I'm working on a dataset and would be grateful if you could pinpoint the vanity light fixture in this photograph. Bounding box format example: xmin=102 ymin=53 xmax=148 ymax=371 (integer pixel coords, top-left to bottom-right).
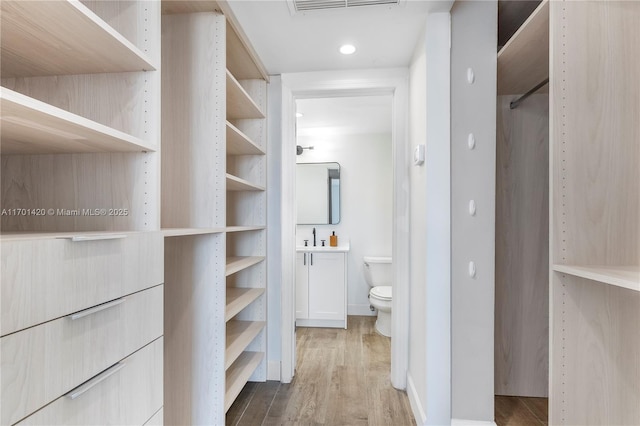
xmin=339 ymin=44 xmax=356 ymax=55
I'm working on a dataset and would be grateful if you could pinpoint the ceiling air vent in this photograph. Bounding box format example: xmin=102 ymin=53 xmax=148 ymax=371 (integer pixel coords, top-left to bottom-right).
xmin=288 ymin=0 xmax=402 ymax=14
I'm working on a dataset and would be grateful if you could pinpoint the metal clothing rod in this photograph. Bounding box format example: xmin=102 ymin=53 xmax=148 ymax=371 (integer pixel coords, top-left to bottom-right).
xmin=510 ymin=78 xmax=549 ymax=109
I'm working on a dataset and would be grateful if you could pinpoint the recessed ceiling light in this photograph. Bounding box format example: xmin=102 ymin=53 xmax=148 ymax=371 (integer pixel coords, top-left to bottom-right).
xmin=296 ymin=112 xmax=304 ymax=118
xmin=339 ymin=44 xmax=356 ymax=55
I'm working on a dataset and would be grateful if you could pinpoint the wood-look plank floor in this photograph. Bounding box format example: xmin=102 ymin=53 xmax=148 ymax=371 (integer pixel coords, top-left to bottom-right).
xmin=226 ymin=316 xmax=416 ymax=426
xmin=226 ymin=316 xmax=548 ymax=426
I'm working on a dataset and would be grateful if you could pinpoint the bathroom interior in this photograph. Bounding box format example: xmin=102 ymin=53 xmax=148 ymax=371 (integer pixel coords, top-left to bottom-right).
xmin=294 ymin=95 xmax=394 ymax=345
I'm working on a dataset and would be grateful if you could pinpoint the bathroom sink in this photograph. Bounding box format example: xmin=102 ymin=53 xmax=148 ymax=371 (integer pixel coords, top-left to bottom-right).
xmin=296 ymin=243 xmax=350 ymax=253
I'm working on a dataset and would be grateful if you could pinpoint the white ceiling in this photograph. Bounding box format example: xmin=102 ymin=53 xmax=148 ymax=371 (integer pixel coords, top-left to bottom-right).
xmin=296 ymin=95 xmax=392 ymax=137
xmin=228 ymin=0 xmax=454 ymax=74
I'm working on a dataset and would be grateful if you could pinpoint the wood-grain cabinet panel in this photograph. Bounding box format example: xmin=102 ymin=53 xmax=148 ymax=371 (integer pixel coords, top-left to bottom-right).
xmin=0 ymin=231 xmax=163 ymax=336
xmin=1 ymin=285 xmax=163 ymax=426
xmin=17 ymin=337 xmax=164 ymax=426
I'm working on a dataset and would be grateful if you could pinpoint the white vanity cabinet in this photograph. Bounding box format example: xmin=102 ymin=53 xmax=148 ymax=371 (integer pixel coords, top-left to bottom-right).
xmin=296 ymin=247 xmax=348 ymax=329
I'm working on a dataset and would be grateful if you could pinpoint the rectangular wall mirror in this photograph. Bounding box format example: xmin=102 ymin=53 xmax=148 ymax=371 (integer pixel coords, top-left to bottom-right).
xmin=296 ymin=162 xmax=340 ymax=224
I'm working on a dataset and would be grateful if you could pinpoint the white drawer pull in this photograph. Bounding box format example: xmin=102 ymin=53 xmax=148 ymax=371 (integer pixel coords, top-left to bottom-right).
xmin=70 ymin=234 xmax=127 ymax=242
xmin=66 ymin=362 xmax=126 ymax=400
xmin=67 ymin=298 xmax=125 ymax=320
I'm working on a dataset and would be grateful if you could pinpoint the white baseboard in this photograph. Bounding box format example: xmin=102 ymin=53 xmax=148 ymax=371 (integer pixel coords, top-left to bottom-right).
xmin=347 ymin=304 xmax=376 ymax=316
xmin=267 ymin=360 xmax=281 ymax=381
xmin=407 ymin=373 xmax=427 ymax=425
xmin=451 ymin=419 xmax=497 ymax=426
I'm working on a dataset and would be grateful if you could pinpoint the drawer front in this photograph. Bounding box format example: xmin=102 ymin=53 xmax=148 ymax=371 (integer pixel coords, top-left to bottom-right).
xmin=1 ymin=231 xmax=163 ymax=335
xmin=1 ymin=285 xmax=163 ymax=426
xmin=18 ymin=337 xmax=163 ymax=426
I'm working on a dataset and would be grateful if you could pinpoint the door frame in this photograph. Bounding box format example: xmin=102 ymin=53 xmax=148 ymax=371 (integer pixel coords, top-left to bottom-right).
xmin=280 ymin=68 xmax=410 ymax=388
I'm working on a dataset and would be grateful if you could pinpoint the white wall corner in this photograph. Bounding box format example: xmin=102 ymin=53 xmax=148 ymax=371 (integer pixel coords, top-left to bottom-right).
xmin=347 ymin=304 xmax=376 ymax=316
xmin=407 ymin=373 xmax=427 ymax=425
xmin=267 ymin=360 xmax=281 ymax=381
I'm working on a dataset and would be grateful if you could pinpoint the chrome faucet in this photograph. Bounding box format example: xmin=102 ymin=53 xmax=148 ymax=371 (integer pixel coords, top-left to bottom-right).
xmin=312 ymin=227 xmax=316 ymax=246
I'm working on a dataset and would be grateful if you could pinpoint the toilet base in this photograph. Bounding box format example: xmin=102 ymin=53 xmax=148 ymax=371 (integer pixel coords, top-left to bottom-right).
xmin=374 ymin=309 xmax=391 ymax=337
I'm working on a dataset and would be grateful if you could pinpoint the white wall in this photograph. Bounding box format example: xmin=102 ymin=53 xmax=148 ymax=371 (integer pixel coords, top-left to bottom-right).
xmin=407 ymin=12 xmax=452 ymax=426
xmin=296 ymin=132 xmax=393 ymax=315
xmin=450 ymin=0 xmax=497 ymax=422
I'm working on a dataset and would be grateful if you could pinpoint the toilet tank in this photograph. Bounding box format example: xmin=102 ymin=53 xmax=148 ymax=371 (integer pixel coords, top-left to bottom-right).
xmin=363 ymin=256 xmax=392 ymax=287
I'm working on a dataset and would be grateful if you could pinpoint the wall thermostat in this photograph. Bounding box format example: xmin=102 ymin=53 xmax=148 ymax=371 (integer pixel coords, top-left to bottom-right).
xmin=414 ymin=144 xmax=425 ymax=165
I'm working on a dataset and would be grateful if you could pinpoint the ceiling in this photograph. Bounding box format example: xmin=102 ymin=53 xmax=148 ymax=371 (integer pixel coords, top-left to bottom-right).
xmin=227 ymin=1 xmax=538 ymax=136
xmin=227 ymin=0 xmax=454 ymax=75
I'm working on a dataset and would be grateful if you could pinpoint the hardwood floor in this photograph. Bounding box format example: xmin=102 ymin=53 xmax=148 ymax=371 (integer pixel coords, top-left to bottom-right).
xmin=226 ymin=316 xmax=416 ymax=426
xmin=227 ymin=315 xmax=548 ymax=426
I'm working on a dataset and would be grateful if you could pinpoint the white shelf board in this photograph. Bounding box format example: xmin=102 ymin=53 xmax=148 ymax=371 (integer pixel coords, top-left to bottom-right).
xmin=497 ymin=0 xmax=549 ymax=95
xmin=226 ymin=226 xmax=266 ymax=233
xmin=162 ymin=228 xmax=225 ymax=238
xmin=225 ymin=351 xmax=264 ymax=412
xmin=1 ymin=0 xmax=156 ymax=77
xmin=225 ymin=320 xmax=265 ymax=370
xmin=225 ymin=256 xmax=265 ymax=276
xmin=226 ymin=121 xmax=265 ymax=155
xmin=226 ymin=70 xmax=265 ymax=120
xmin=226 ymin=288 xmax=265 ymax=322
xmin=0 ymin=88 xmax=155 ymax=154
xmin=226 ymin=174 xmax=265 ymax=192
xmin=553 ymin=264 xmax=640 ymax=292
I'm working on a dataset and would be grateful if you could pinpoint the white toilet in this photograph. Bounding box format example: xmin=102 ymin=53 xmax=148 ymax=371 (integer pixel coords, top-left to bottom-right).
xmin=363 ymin=256 xmax=392 ymax=337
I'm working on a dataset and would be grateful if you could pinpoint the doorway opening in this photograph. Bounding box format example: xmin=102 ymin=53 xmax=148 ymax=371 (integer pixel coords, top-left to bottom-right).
xmin=279 ymin=70 xmax=410 ymax=390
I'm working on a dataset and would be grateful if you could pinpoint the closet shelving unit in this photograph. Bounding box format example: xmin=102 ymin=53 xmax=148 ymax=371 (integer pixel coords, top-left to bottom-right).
xmin=549 ymin=2 xmax=639 ymax=423
xmin=224 ymin=10 xmax=269 ymax=411
xmin=494 ymin=0 xmax=549 ymax=399
xmin=498 ymin=1 xmax=640 ymax=423
xmin=161 ymin=1 xmax=269 ymax=424
xmin=1 ymin=1 xmax=163 ymax=425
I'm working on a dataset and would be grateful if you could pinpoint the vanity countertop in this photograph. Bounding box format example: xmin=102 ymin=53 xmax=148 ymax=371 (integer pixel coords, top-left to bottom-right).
xmin=296 ymin=242 xmax=350 ymax=253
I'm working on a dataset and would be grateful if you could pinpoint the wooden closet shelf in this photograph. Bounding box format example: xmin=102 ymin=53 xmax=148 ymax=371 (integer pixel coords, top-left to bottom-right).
xmin=226 ymin=21 xmax=268 ymax=81
xmin=553 ymin=265 xmax=640 ymax=292
xmin=225 ymin=351 xmax=264 ymax=412
xmin=162 ymin=1 xmax=221 ymax=15
xmin=162 ymin=228 xmax=226 ymax=237
xmin=497 ymin=0 xmax=549 ymax=95
xmin=0 ymin=88 xmax=155 ymax=154
xmin=226 ymin=226 xmax=266 ymax=233
xmin=226 ymin=174 xmax=265 ymax=192
xmin=0 ymin=0 xmax=156 ymax=77
xmin=225 ymin=320 xmax=266 ymax=370
xmin=226 ymin=70 xmax=265 ymax=120
xmin=226 ymin=121 xmax=265 ymax=155
xmin=226 ymin=288 xmax=265 ymax=322
xmin=226 ymin=256 xmax=265 ymax=276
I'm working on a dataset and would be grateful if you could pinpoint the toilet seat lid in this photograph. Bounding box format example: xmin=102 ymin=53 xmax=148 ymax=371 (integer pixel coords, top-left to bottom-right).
xmin=371 ymin=286 xmax=392 ymax=300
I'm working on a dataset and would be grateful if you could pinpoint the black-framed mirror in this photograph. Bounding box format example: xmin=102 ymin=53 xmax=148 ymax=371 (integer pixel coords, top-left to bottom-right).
xmin=296 ymin=162 xmax=340 ymax=224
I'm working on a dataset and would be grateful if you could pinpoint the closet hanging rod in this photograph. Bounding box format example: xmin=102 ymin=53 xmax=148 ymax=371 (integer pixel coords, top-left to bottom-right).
xmin=510 ymin=78 xmax=549 ymax=109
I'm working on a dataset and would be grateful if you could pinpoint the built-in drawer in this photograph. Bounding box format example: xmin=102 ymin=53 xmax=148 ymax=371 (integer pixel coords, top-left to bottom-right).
xmin=17 ymin=337 xmax=163 ymax=426
xmin=1 ymin=231 xmax=163 ymax=336
xmin=1 ymin=285 xmax=163 ymax=426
